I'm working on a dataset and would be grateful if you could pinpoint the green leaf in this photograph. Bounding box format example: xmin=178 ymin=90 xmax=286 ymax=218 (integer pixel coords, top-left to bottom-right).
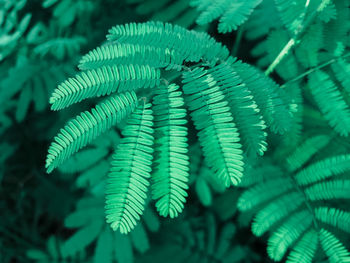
xmin=61 ymin=220 xmax=103 ymax=257
xmin=46 ymin=91 xmax=138 ymax=173
xmin=105 ymin=103 xmax=154 ymax=234
xmin=94 ymin=229 xmax=113 ymax=263
xmin=114 ymin=233 xmax=134 ymax=263
xmin=130 ymin=224 xmax=150 ymax=253
xmin=319 ymin=228 xmax=350 ymax=263
xmin=151 ymin=84 xmax=189 ymax=218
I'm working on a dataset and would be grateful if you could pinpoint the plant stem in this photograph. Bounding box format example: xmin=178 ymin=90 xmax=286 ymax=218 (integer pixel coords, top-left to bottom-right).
xmin=281 ymin=52 xmax=350 ymax=88
xmin=265 ymin=0 xmax=331 ymax=76
xmin=232 ymin=25 xmax=244 ymax=57
xmin=265 ymin=39 xmax=296 ymax=76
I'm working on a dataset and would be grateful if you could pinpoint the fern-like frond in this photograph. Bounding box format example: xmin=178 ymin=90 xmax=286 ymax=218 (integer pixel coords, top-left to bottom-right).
xmin=331 ymin=58 xmax=350 ymax=94
xmin=286 ymin=229 xmax=318 ymax=263
xmin=323 ymin=0 xmax=349 ymax=52
xmin=182 ymin=67 xmax=244 ymax=187
xmin=238 ymin=135 xmax=350 ymax=262
xmin=50 ymin=65 xmax=160 ymax=110
xmin=232 ymin=60 xmax=292 ymax=134
xmin=151 ymin=84 xmax=189 ymax=218
xmin=191 ymin=0 xmax=262 ymax=33
xmin=319 ymin=228 xmax=350 ymax=263
xmin=105 ymin=103 xmax=154 ymax=234
xmin=78 ymin=43 xmax=183 ymax=71
xmin=193 ymin=0 xmax=231 ymax=26
xmin=251 ymin=192 xmax=304 ymax=237
xmin=305 ymin=180 xmax=350 ymax=201
xmin=218 ymin=0 xmax=262 ymax=33
xmin=45 ymin=91 xmax=138 ymax=173
xmin=286 ymin=135 xmax=331 ymax=172
xmin=208 ymin=58 xmax=267 ymax=156
xmin=106 ymin=21 xmax=229 ymax=64
xmin=46 ymin=21 xmax=298 ymax=236
xmin=295 ymin=155 xmax=350 ymax=186
xmin=308 ymin=70 xmax=350 ymax=136
xmin=274 ymin=0 xmax=307 ymax=35
xmin=315 ymin=207 xmax=350 ymax=234
xmin=267 ymin=210 xmax=312 ymax=261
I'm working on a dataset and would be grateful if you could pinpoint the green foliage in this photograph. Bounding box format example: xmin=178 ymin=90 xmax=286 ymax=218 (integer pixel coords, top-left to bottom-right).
xmin=191 ymin=0 xmax=262 ymax=33
xmin=139 ymin=212 xmax=260 ymax=263
xmin=106 ymin=103 xmax=154 ymax=233
xmin=2 ymin=0 xmax=350 ymax=262
xmin=27 ymin=236 xmax=88 ymax=262
xmin=46 ymin=21 xmax=293 ymax=234
xmin=62 ymin=194 xmax=158 ymax=262
xmin=46 ymin=91 xmax=138 ymax=172
xmin=0 ymin=0 xmax=31 ymax=61
xmin=238 ymin=135 xmax=350 ymax=262
xmin=125 ymin=0 xmax=198 ymax=28
xmin=246 ymin=0 xmax=350 ymax=137
xmin=151 ymin=84 xmax=189 ymax=218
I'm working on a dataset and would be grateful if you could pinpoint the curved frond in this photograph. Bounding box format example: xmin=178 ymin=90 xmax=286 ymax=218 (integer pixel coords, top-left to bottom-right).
xmin=191 ymin=0 xmax=262 ymax=33
xmin=238 ymin=134 xmax=350 ymax=262
xmin=315 ymin=207 xmax=350 ymax=234
xmin=232 ymin=60 xmax=292 ymax=134
xmin=319 ymin=228 xmax=350 ymax=263
xmin=208 ymin=59 xmax=267 ymax=156
xmin=78 ymin=43 xmax=183 ymax=71
xmin=107 ymin=21 xmax=229 ymax=64
xmin=46 ymin=91 xmax=138 ymax=173
xmin=286 ymin=135 xmax=331 ymax=172
xmin=182 ymin=67 xmax=244 ymax=187
xmin=193 ymin=0 xmax=231 ymax=26
xmin=151 ymin=84 xmax=189 ymax=218
xmin=267 ymin=210 xmax=312 ymax=261
xmin=105 ymin=103 xmax=154 ymax=234
xmin=305 ymin=180 xmax=350 ymax=201
xmin=252 ymin=192 xmax=304 ymax=236
xmin=295 ymin=154 xmax=350 ymax=186
xmin=286 ymin=229 xmax=318 ymax=263
xmin=50 ymin=65 xmax=160 ymax=110
xmin=218 ymin=0 xmax=262 ymax=33
xmin=331 ymin=58 xmax=350 ymax=94
xmin=274 ymin=0 xmax=307 ymax=34
xmin=308 ymin=70 xmax=350 ymax=136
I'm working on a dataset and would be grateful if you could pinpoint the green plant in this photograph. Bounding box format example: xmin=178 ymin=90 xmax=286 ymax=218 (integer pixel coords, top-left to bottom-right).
xmin=139 ymin=212 xmax=260 ymax=263
xmin=3 ymin=0 xmax=350 ymax=262
xmin=190 ymin=0 xmax=262 ymax=33
xmin=246 ymin=0 xmax=350 ymax=136
xmin=238 ymin=135 xmax=350 ymax=262
xmin=45 ymin=21 xmax=293 ymax=233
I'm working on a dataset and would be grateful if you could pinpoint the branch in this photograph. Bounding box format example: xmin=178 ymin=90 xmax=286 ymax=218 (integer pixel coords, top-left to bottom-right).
xmin=265 ymin=0 xmax=332 ymax=76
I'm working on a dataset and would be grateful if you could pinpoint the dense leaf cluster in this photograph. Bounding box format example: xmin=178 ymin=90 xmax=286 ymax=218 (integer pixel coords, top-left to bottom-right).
xmin=1 ymin=0 xmax=350 ymax=263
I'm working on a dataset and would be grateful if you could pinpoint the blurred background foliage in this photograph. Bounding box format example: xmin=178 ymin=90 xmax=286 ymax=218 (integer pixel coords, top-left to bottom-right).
xmin=1 ymin=0 xmax=350 ymax=262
